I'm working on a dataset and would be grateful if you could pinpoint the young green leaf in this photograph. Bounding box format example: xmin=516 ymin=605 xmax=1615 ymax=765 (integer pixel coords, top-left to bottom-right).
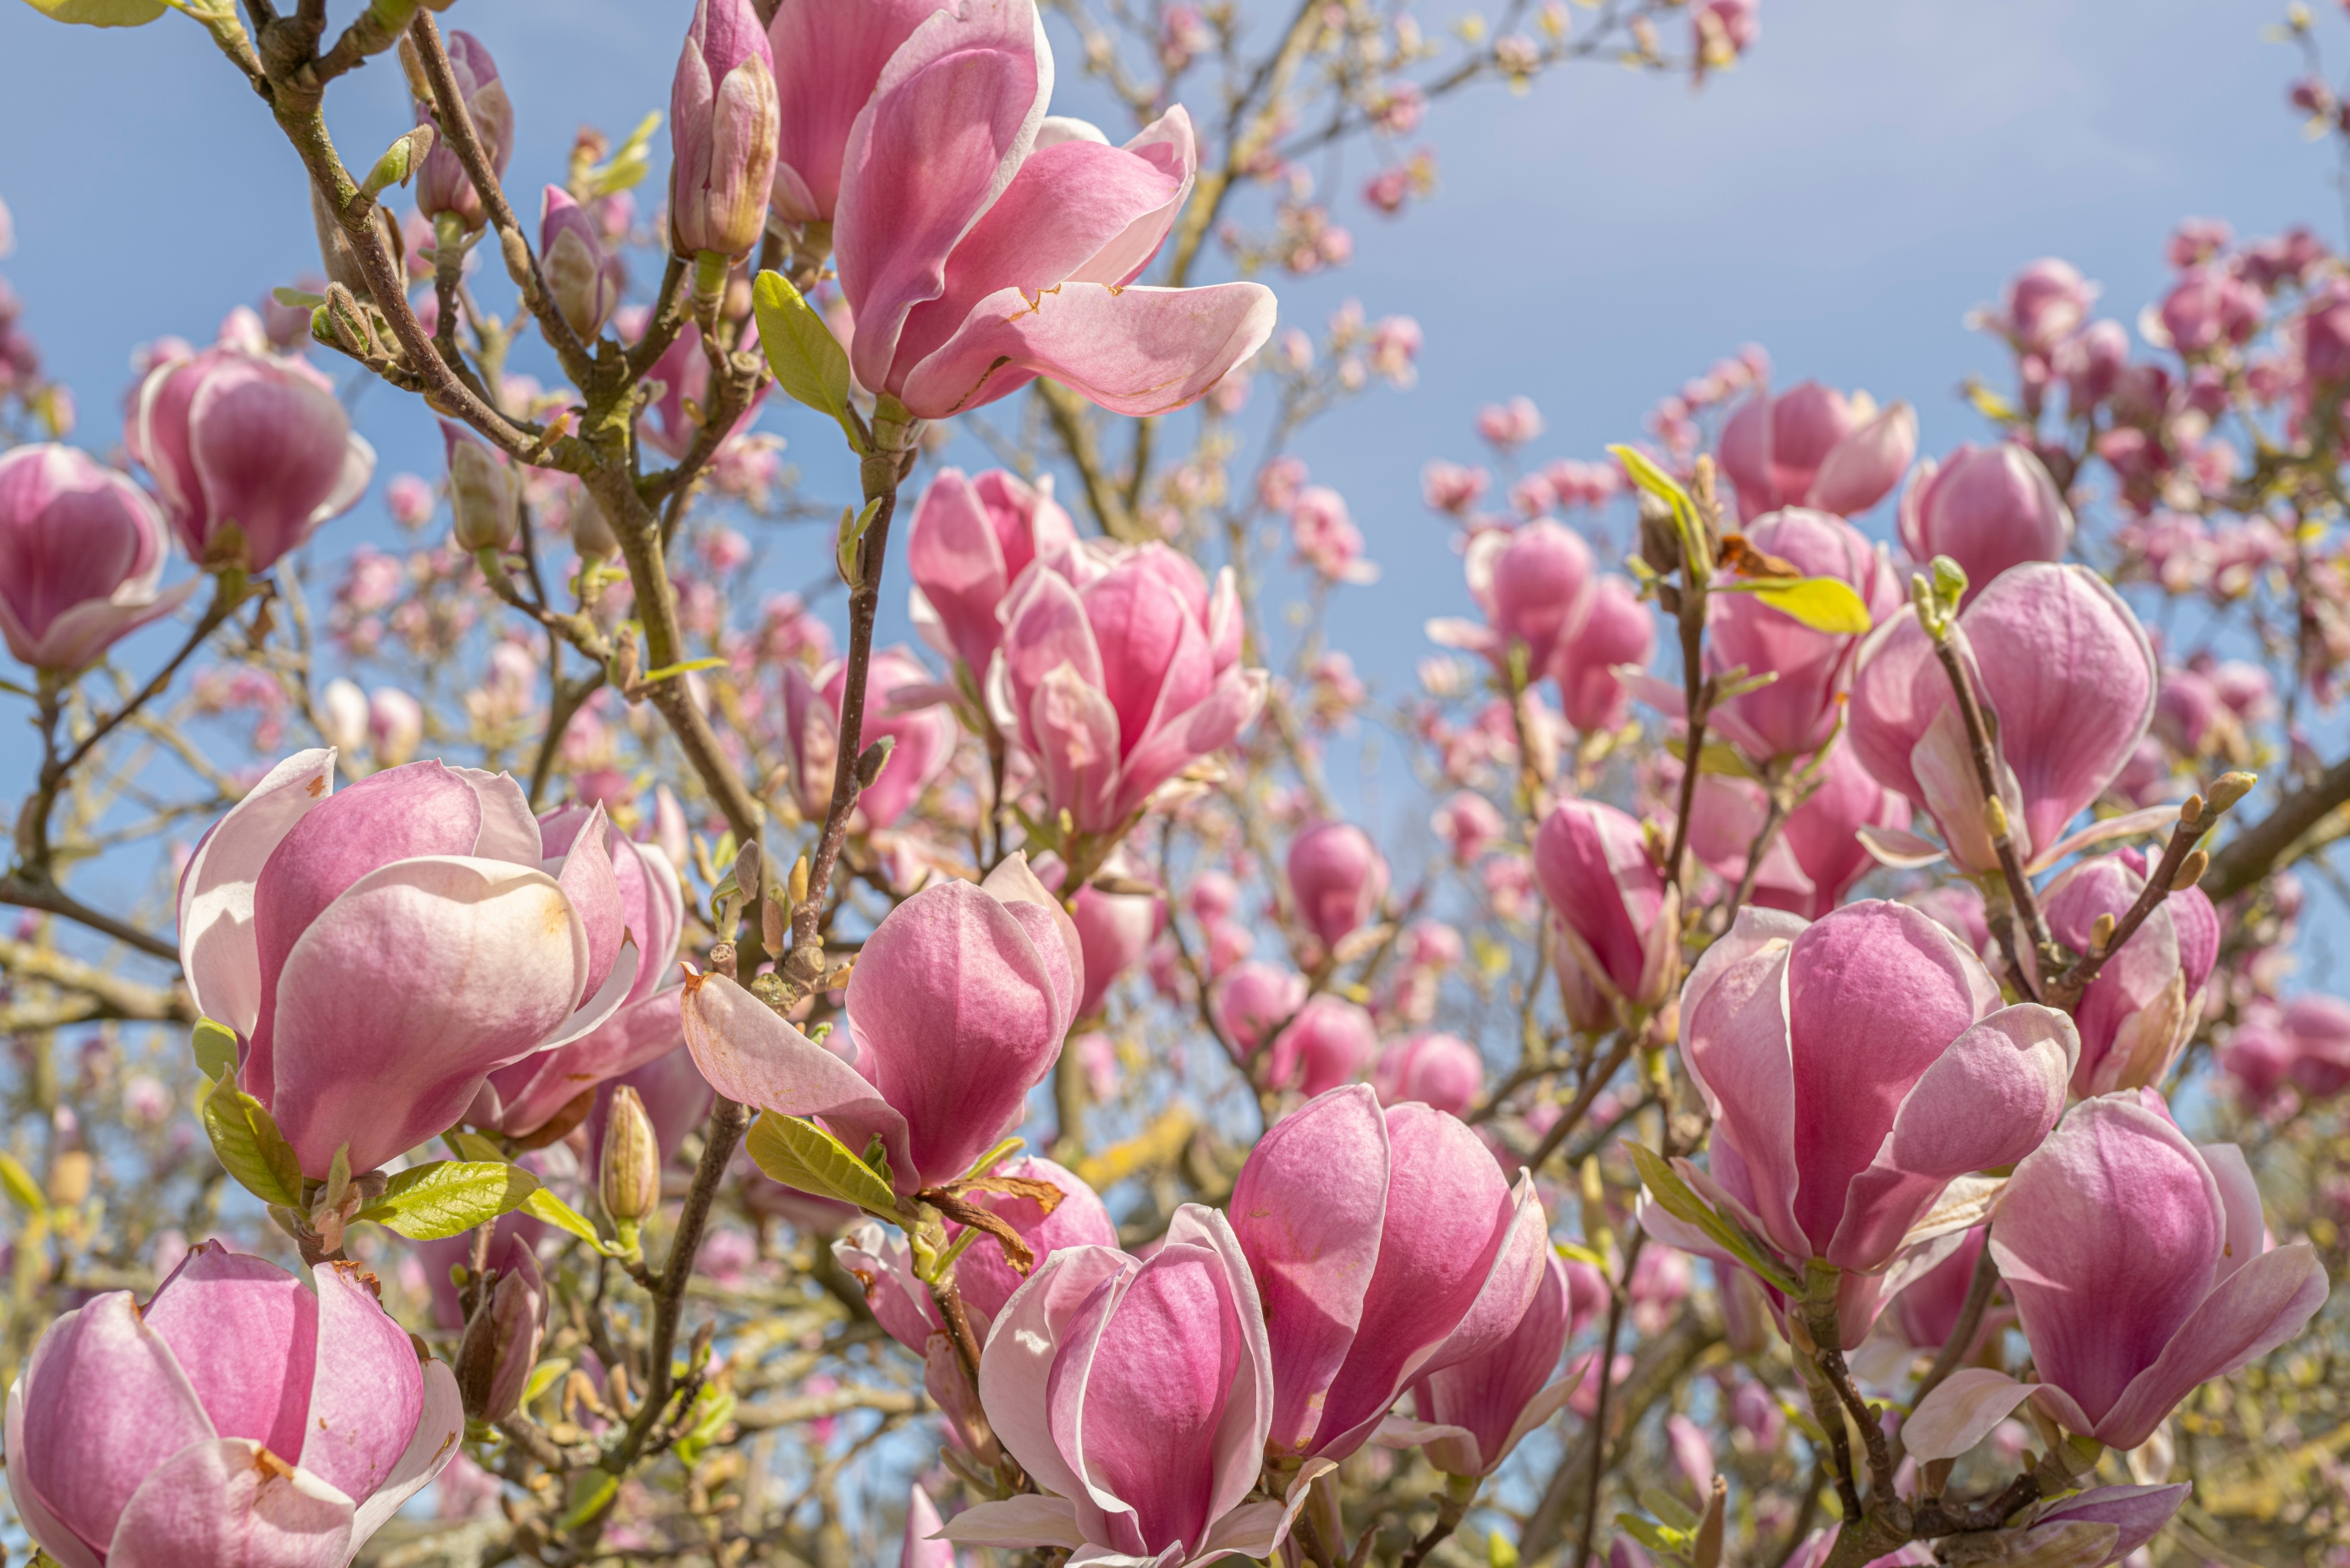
xmin=519 ymin=1185 xmax=618 ymax=1253
xmin=356 ymin=1160 xmax=541 ymax=1241
xmin=0 ymin=1152 xmax=47 ymax=1216
xmin=752 ymin=270 xmax=860 ymax=449
xmin=1732 ymin=573 xmax=1875 ymax=635
xmin=190 ymin=1018 xmax=239 ymax=1083
xmin=1624 ymin=1141 xmax=1801 ymax=1295
xmin=24 ymin=0 xmax=167 ymax=24
xmin=561 ymin=1470 xmax=620 ymax=1531
xmin=202 ymin=1079 xmax=305 ymax=1209
xmin=744 ymin=1110 xmax=898 ymax=1214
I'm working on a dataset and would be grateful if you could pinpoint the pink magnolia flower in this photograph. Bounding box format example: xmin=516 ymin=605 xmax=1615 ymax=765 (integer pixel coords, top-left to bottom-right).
xmin=1290 ymin=485 xmax=1376 ymax=584
xmin=832 ymin=0 xmax=1274 ymax=421
xmin=1651 ymin=902 xmax=2078 ymax=1347
xmin=993 ymin=540 xmax=1267 ymax=838
xmin=2282 ymin=994 xmax=2350 ymax=1098
xmin=904 ymin=1486 xmax=958 ymax=1568
xmin=1688 ymin=736 xmax=1910 ymax=921
xmin=1897 ymin=443 xmax=2073 ymax=603
xmin=951 ymin=1206 xmax=1297 ymax=1565
xmin=670 ymin=0 xmax=780 ymax=260
xmin=176 ymin=751 xmax=635 ymax=1176
xmin=1533 ymin=800 xmax=1678 ymax=1025
xmin=1287 ymin=820 xmax=1387 ymax=951
xmin=782 ymin=647 xmax=959 ymax=828
xmin=1718 ymin=383 xmax=1915 ymax=521
xmin=1389 ymin=1253 xmax=1578 ymax=1477
xmin=681 ymin=857 xmax=1079 ymax=1192
xmin=907 ymin=466 xmax=1076 ymax=681
xmin=1371 ymin=1031 xmax=1483 ymax=1116
xmin=2157 ymin=266 xmax=2264 ymax=356
xmin=765 ymin=0 xmax=942 ymax=225
xmin=1705 ymin=507 xmax=1897 ymax=760
xmin=2042 ymin=851 xmax=2221 ymax=1096
xmin=1431 ymin=791 xmax=1507 ymax=863
xmin=1848 ymin=562 xmax=2156 ymax=874
xmin=5 ymin=1242 xmax=463 ymax=1568
xmin=1984 ymin=258 xmax=2097 ymax=351
xmin=474 ymin=806 xmax=692 ymax=1138
xmin=541 ymin=187 xmax=623 ymax=339
xmin=1230 ymin=1086 xmax=1548 ymax=1462
xmin=1212 ymin=961 xmax=1306 ymax=1061
xmin=129 ymin=345 xmax=375 ymax=572
xmin=1907 ymin=1094 xmax=2328 ymax=1458
xmin=367 ymin=688 xmax=423 ymax=767
xmin=1553 ymin=573 xmax=1653 ymax=732
xmin=1063 ymin=847 xmax=1162 ymax=1017
xmin=413 ymin=31 xmax=512 ymax=233
xmin=0 ymin=443 xmax=197 ymax=672
xmin=1427 ymin=519 xmax=1595 ymax=683
xmin=1267 ymin=995 xmax=1379 ymax=1097
xmin=455 ymin=1236 xmax=546 ymax=1423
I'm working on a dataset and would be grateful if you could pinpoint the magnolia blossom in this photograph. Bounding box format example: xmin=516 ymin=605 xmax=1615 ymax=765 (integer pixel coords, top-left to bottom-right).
xmin=1718 ymin=382 xmax=1916 ymax=521
xmin=1553 ymin=573 xmax=1653 ymax=732
xmin=669 ymin=0 xmax=780 ymax=259
xmin=1689 ymin=737 xmax=1909 ymax=921
xmin=1287 ymin=820 xmax=1387 ymax=951
xmin=908 ymin=466 xmax=1076 ymax=682
xmin=129 ymin=344 xmax=375 ymax=572
xmin=540 ymin=187 xmax=623 ymax=339
xmin=682 ymin=858 xmax=1078 ymax=1192
xmin=765 ymin=0 xmax=942 ymax=225
xmin=1533 ymin=800 xmax=1678 ymax=1028
xmin=1647 ymin=902 xmax=2078 ymax=1347
xmin=1849 ymin=562 xmax=2157 ymax=874
xmin=1372 ymin=1031 xmax=1483 ymax=1116
xmin=0 ymin=443 xmax=196 ymax=672
xmin=1704 ymin=507 xmax=1898 ymax=760
xmin=1212 ymin=961 xmax=1306 ymax=1060
xmin=782 ymin=647 xmax=959 ymax=828
xmin=1231 ymin=1086 xmax=1548 ymax=1462
xmin=832 ymin=0 xmax=1274 ymax=420
xmin=1383 ymin=1254 xmax=1579 ymax=1477
xmin=176 ymin=751 xmax=635 ymax=1175
xmin=5 ymin=1242 xmax=462 ymax=1568
xmin=2042 ymin=850 xmax=2221 ymax=1096
xmin=949 ymin=1207 xmax=1300 ymax=1565
xmin=1267 ymin=995 xmax=1379 ymax=1097
xmin=1897 ymin=443 xmax=2073 ymax=602
xmin=993 ymin=539 xmax=1266 ymax=838
xmin=1290 ymin=485 xmax=1377 ymax=584
xmin=1426 ymin=519 xmax=1595 ymax=683
xmin=413 ymin=31 xmax=512 ymax=233
xmin=474 ymin=806 xmax=691 ymax=1138
xmin=1908 ymin=1094 xmax=2328 ymax=1458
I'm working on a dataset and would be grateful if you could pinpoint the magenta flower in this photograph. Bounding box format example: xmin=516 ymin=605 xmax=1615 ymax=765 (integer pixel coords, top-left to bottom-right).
xmin=1426 ymin=518 xmax=1595 ymax=683
xmin=1983 ymin=258 xmax=2097 ymax=351
xmin=953 ymin=1206 xmax=1296 ymax=1564
xmin=994 ymin=539 xmax=1267 ymax=839
xmin=765 ymin=0 xmax=942 ymax=225
xmin=1848 ymin=562 xmax=2157 ymax=874
xmin=669 ymin=0 xmax=780 ymax=260
xmin=1553 ymin=573 xmax=1654 ymax=732
xmin=1063 ymin=847 xmax=1161 ymax=1017
xmin=907 ymin=465 xmax=1077 ymax=683
xmin=1907 ymin=1094 xmax=2329 ymax=1459
xmin=5 ymin=1241 xmax=463 ymax=1568
xmin=832 ymin=0 xmax=1274 ymax=419
xmin=413 ymin=31 xmax=513 ymax=233
xmin=540 ymin=186 xmax=623 ymax=339
xmin=2042 ymin=850 xmax=2221 ymax=1096
xmin=1267 ymin=995 xmax=1379 ymax=1098
xmin=1689 ymin=737 xmax=1910 ymax=921
xmin=1533 ymin=799 xmax=1678 ymax=1023
xmin=2282 ymin=994 xmax=2350 ymax=1097
xmin=782 ymin=646 xmax=959 ymax=828
xmin=0 ymin=443 xmax=197 ymax=672
xmin=681 ymin=857 xmax=1078 ymax=1192
xmin=1372 ymin=1031 xmax=1484 ymax=1117
xmin=1383 ymin=1253 xmax=1578 ymax=1477
xmin=1231 ymin=1086 xmax=1549 ymax=1462
xmin=904 ymin=1485 xmax=958 ymax=1568
xmin=176 ymin=751 xmax=635 ymax=1176
xmin=1897 ymin=442 xmax=2073 ymax=604
xmin=1718 ymin=382 xmax=1915 ymax=521
xmin=1287 ymin=820 xmax=1387 ymax=951
xmin=1212 ymin=961 xmax=1306 ymax=1061
xmin=1650 ymin=902 xmax=2077 ymax=1347
xmin=1705 ymin=507 xmax=1898 ymax=760
xmin=475 ymin=806 xmax=692 ymax=1138
xmin=129 ymin=345 xmax=375 ymax=573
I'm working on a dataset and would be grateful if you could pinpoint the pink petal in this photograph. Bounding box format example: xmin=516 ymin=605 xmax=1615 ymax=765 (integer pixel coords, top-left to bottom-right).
xmin=185 ymin=354 xmax=359 ymax=570
xmin=550 ymin=802 xmax=627 ymax=1005
xmin=178 ymin=749 xmax=338 ymax=1041
xmin=299 ymin=1262 xmax=426 ymax=1505
xmin=679 ymin=969 xmax=914 ymax=1186
xmin=1677 ymin=909 xmax=1806 ymax=1263
xmin=1031 ymin=663 xmax=1124 ymax=833
xmin=488 ymin=988 xmax=686 ymax=1138
xmin=1002 ymin=567 xmax=1106 ymax=754
xmin=978 ymin=1244 xmax=1136 ymax=1505
xmin=1903 ymin=1367 xmax=2041 ymax=1462
xmin=4 ymin=1375 xmax=105 ymax=1568
xmin=1085 ymin=554 xmax=1210 ymax=759
xmin=143 ymin=1243 xmax=316 ymax=1464
xmin=103 ymin=1439 xmax=354 ymax=1568
xmin=346 ymin=1359 xmax=463 ymax=1546
xmin=2096 ymin=1241 xmax=2329 ymax=1450
xmin=1110 ymin=666 xmax=1267 ymax=822
xmin=767 ymin=0 xmax=942 ymax=222
xmin=956 ymin=1156 xmax=1119 ymax=1328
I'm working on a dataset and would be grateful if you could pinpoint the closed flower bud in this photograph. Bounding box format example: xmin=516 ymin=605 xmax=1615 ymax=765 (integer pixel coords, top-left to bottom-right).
xmin=0 ymin=443 xmax=197 ymax=673
xmin=669 ymin=0 xmax=781 ymax=260
xmin=540 ymin=186 xmax=623 ymax=339
xmin=455 ymin=1238 xmax=546 ymax=1423
xmin=442 ymin=421 xmax=517 ymax=553
xmin=413 ymin=31 xmax=513 ymax=234
xmin=600 ymin=1084 xmax=662 ymax=1226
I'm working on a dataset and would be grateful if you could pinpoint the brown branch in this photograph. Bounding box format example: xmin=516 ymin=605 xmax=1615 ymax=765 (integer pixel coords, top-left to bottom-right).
xmin=1929 ymin=635 xmax=2047 ymax=997
xmin=2203 ymin=758 xmax=2348 ymax=898
xmin=2044 ymin=781 xmax=2239 ymax=1009
xmin=0 ymin=936 xmax=194 ymax=1024
xmin=315 ymin=0 xmax=420 ymax=83
xmin=0 ymin=877 xmax=180 ymax=964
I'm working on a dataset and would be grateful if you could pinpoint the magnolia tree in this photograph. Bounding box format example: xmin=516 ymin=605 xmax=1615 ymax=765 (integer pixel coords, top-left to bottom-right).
xmin=2 ymin=0 xmax=2347 ymax=1564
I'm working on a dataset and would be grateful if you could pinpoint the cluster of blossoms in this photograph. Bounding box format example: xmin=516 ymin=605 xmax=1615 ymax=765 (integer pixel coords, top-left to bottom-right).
xmin=7 ymin=0 xmax=2350 ymax=1565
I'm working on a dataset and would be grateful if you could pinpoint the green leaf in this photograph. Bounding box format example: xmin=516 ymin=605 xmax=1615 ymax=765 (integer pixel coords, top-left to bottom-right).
xmin=1723 ymin=574 xmax=1874 ymax=635
xmin=836 ymin=496 xmax=884 ymax=587
xmin=744 ymin=1110 xmax=898 ymax=1214
xmin=1608 ymin=442 xmax=1709 ymax=578
xmin=271 ymin=286 xmax=327 ymax=311
xmin=522 ymin=1356 xmax=573 ymax=1410
xmin=640 ymin=655 xmax=728 ymax=685
xmin=202 ymin=1079 xmax=305 ymax=1208
xmin=356 ymin=1160 xmax=540 ymax=1240
xmin=583 ymin=111 xmax=662 ymax=197
xmin=561 ymin=1469 xmax=620 ymax=1531
xmin=190 ymin=1018 xmax=239 ymax=1083
xmin=752 ymin=270 xmax=860 ymax=449
xmin=444 ymin=1128 xmax=508 ymax=1163
xmin=519 ymin=1185 xmax=614 ymax=1253
xmin=956 ymin=1136 xmax=1025 ymax=1185
xmin=0 ymin=1152 xmax=46 ymax=1215
xmin=1639 ymin=1488 xmax=1699 ymax=1532
xmin=1614 ymin=1515 xmax=1685 ymax=1554
xmin=673 ymin=1384 xmax=737 ymax=1466
xmin=20 ymin=0 xmax=168 ymax=24
xmin=1624 ymin=1141 xmax=1802 ymax=1295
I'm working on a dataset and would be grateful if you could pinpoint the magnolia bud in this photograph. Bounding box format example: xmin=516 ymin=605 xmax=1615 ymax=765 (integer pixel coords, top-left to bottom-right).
xmin=454 ymin=1241 xmax=546 ymax=1423
xmin=569 ymin=487 xmax=621 ymax=558
xmin=442 ymin=422 xmax=517 ymax=552
xmin=600 ymin=1086 xmax=661 ymax=1228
